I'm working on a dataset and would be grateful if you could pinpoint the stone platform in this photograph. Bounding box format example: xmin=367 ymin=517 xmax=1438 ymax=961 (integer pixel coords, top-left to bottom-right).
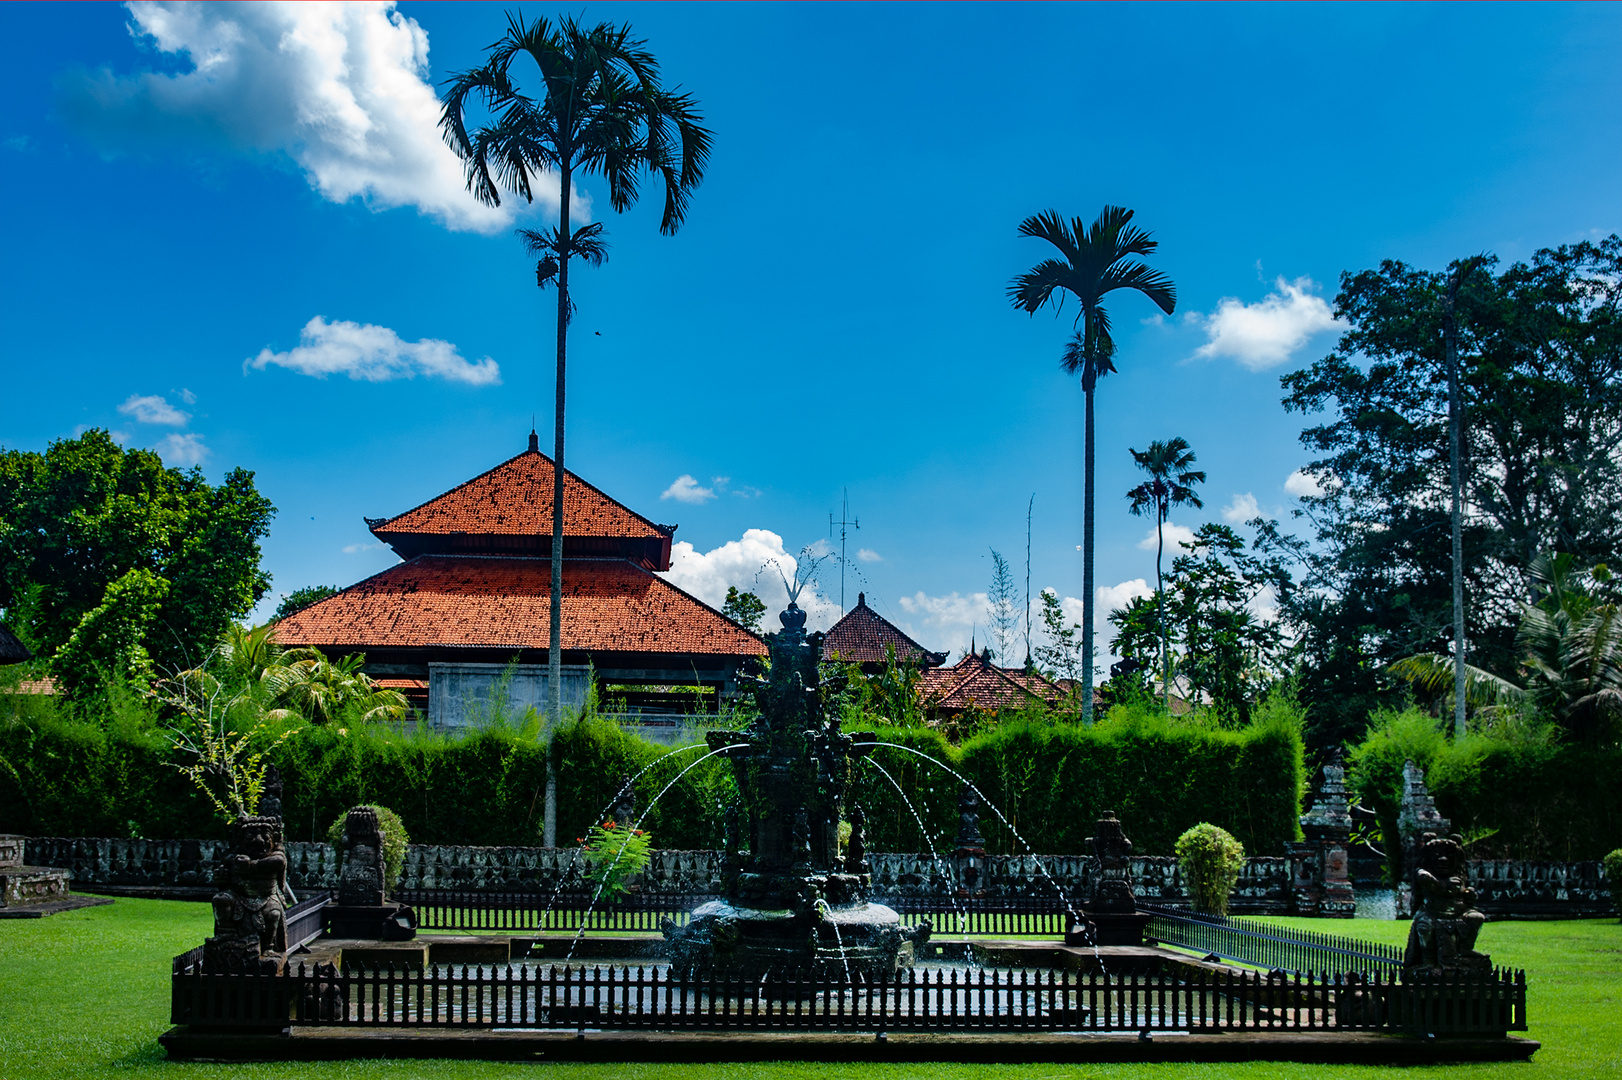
xmin=0 ymin=834 xmax=109 ymax=918
xmin=158 ymin=1027 xmax=1540 ymax=1064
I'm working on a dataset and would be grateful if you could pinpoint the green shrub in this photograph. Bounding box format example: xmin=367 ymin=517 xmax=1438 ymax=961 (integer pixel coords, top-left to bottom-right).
xmin=1347 ymin=705 xmax=1622 ymax=875
xmin=1176 ymin=822 xmax=1246 ymax=917
xmin=326 ymin=804 xmax=409 ymax=890
xmin=1604 ymin=849 xmax=1622 ymax=921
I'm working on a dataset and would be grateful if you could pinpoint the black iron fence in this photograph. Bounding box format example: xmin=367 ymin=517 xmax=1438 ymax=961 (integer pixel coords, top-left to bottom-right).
xmin=1141 ymin=905 xmax=1403 ymax=976
xmin=169 ymin=955 xmax=1526 ymax=1037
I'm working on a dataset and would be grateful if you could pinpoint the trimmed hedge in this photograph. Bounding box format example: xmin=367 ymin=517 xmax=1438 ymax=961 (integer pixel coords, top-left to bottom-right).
xmin=1347 ymin=707 xmax=1622 ymax=871
xmin=0 ymin=705 xmax=1307 ymax=856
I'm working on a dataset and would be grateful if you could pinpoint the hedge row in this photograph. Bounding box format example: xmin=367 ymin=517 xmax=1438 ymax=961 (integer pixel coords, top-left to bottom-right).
xmin=1348 ymin=707 xmax=1622 ymax=866
xmin=0 ymin=708 xmax=1307 ymax=856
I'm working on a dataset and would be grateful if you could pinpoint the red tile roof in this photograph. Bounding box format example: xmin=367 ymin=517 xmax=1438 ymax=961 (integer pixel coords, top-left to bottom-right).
xmin=920 ymin=652 xmax=1065 ymax=713
xmin=821 ymin=593 xmax=946 ymax=667
xmin=274 ymin=556 xmax=766 ymax=658
xmin=367 ymin=443 xmax=675 ymax=568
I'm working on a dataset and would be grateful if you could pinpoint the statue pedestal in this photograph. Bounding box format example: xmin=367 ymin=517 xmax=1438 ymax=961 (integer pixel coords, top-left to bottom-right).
xmin=1071 ymin=910 xmax=1152 ymax=947
xmin=324 ymin=903 xmax=417 ymax=941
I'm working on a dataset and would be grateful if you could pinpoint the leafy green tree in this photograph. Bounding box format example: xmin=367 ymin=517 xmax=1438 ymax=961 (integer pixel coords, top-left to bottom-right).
xmin=0 ymin=429 xmax=274 ymax=679
xmin=262 ymin=648 xmax=407 ymax=726
xmin=274 ymin=586 xmax=338 ymax=621
xmin=1009 ymin=207 xmax=1177 ymax=725
xmin=441 ymin=13 xmax=711 ymax=847
xmin=51 ymin=567 xmax=169 ymax=702
xmin=1035 ymin=588 xmax=1085 ymax=685
xmin=1280 ymin=237 xmax=1622 ymax=745
xmin=721 ymin=586 xmax=766 ymax=633
xmin=1106 ymin=594 xmax=1162 ymax=699
xmin=1167 ymin=524 xmax=1293 ymax=722
xmin=1125 ymin=437 xmax=1206 ymax=708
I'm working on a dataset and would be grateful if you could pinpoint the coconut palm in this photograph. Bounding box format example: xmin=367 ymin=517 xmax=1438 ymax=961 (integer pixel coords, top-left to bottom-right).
xmin=441 ymin=13 xmax=711 ymax=845
xmin=1126 ymin=438 xmax=1206 ymax=708
xmin=1009 ymin=207 xmax=1177 ymax=724
xmin=1389 ymin=553 xmax=1622 ymax=741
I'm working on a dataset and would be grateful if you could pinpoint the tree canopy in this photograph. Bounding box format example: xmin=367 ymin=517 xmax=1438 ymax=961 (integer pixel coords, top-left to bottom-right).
xmin=1279 ymin=236 xmax=1622 ymax=745
xmin=0 ymin=429 xmax=275 ymax=694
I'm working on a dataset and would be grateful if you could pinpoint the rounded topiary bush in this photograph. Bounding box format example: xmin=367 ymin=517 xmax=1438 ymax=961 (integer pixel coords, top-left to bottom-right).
xmin=327 ymin=804 xmax=410 ymax=890
xmin=1604 ymin=848 xmax=1622 ymax=921
xmin=1176 ymin=822 xmax=1246 ymax=918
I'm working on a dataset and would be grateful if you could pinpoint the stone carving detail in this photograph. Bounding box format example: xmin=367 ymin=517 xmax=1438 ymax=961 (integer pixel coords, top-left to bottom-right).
xmin=1289 ymin=757 xmax=1356 ymax=918
xmin=1088 ymin=811 xmax=1137 ymax=912
xmin=1404 ymin=832 xmax=1491 ymax=976
xmin=1075 ymin=811 xmax=1152 ymax=947
xmin=202 ymin=816 xmax=288 ymax=973
xmin=1396 ymin=760 xmax=1451 ymax=917
xmin=662 ymin=602 xmax=930 ymax=976
xmin=953 ymin=784 xmax=986 ymax=894
xmin=337 ymin=808 xmax=386 ymax=907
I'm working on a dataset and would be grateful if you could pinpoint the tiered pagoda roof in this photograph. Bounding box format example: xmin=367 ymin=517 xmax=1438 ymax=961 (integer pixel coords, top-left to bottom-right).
xmin=920 ymin=650 xmax=1066 ymax=715
xmin=820 ymin=593 xmax=946 ymax=668
xmin=364 ymin=432 xmax=676 ymax=568
xmin=274 ymin=435 xmax=765 ymax=664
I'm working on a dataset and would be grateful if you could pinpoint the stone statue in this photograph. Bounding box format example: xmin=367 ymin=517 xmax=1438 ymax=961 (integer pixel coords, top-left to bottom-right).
xmin=325 ymin=806 xmax=417 ymax=940
xmin=844 ymin=803 xmax=869 ymax=875
xmin=1088 ymin=810 xmax=1136 ymax=911
xmin=953 ymin=783 xmax=986 ymax=894
xmin=1074 ymin=810 xmax=1151 ymax=947
xmin=202 ymin=815 xmax=288 ymax=973
xmin=1290 ymin=755 xmax=1355 ymax=917
xmin=259 ymin=765 xmax=284 ymax=820
xmin=1396 ymin=760 xmax=1451 ymax=916
xmin=338 ymin=807 xmax=386 ymax=907
xmin=1404 ymin=832 xmax=1490 ymax=976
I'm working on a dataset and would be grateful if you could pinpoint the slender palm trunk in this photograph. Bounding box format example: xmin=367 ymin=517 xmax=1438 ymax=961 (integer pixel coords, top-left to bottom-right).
xmin=1080 ymin=322 xmax=1097 ymax=726
xmin=543 ymin=164 xmax=573 ymax=848
xmin=1446 ymin=273 xmax=1465 ymax=740
xmin=1156 ymin=504 xmax=1168 ymax=710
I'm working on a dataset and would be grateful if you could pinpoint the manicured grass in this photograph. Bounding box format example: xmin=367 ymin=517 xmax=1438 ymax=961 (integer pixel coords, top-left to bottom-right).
xmin=1 ymin=899 xmax=1617 ymax=1080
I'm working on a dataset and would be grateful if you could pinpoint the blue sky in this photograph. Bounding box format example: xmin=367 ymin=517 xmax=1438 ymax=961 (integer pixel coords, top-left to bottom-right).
xmin=2 ymin=2 xmax=1618 ymax=663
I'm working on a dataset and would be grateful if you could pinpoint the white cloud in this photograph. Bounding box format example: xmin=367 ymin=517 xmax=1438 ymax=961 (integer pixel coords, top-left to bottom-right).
xmin=342 ymin=541 xmax=387 ymax=555
xmin=856 ymin=548 xmax=882 ymax=563
xmin=898 ymin=590 xmax=989 ymax=660
xmin=660 ymin=528 xmax=842 ymax=631
xmin=155 ymin=431 xmax=208 ymax=465
xmin=247 ymin=316 xmax=500 ymax=385
xmin=1137 ymin=522 xmax=1198 ymax=552
xmin=1285 ymin=469 xmax=1326 ymax=498
xmin=1192 ymin=276 xmax=1342 ymax=371
xmin=118 ymin=392 xmax=191 ymax=426
xmin=661 ymin=475 xmax=715 ymax=504
xmin=178 ymin=388 xmax=197 ymax=404
xmin=59 ymin=1 xmax=556 ymax=233
xmin=1222 ymin=492 xmax=1260 ymax=524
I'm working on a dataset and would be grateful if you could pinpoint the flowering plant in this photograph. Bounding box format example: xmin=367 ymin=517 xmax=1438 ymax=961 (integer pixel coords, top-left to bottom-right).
xmin=579 ymin=819 xmax=652 ymax=900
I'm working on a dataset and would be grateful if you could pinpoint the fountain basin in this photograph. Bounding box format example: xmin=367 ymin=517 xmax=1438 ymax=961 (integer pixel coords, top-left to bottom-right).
xmin=665 ymin=897 xmax=929 ymax=978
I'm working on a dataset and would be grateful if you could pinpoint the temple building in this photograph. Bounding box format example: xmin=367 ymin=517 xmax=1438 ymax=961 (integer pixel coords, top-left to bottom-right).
xmin=919 ymin=650 xmax=1067 ymax=719
xmin=275 ymin=433 xmax=766 ymax=731
xmin=819 ymin=593 xmax=947 ymax=673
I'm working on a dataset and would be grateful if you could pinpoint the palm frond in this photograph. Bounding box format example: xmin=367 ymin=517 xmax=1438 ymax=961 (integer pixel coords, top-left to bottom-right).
xmin=1387 ymin=653 xmax=1526 ymax=708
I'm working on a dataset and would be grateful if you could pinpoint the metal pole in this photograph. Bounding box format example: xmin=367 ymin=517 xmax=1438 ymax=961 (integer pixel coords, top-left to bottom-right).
xmin=1444 ymin=267 xmax=1467 ymax=741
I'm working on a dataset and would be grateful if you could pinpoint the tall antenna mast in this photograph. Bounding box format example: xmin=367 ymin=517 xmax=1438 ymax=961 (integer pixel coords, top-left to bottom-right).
xmin=829 ymin=489 xmax=859 ymax=611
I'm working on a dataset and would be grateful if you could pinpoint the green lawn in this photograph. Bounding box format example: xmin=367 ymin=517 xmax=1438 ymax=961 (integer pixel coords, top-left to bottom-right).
xmin=1 ymin=898 xmax=1618 ymax=1080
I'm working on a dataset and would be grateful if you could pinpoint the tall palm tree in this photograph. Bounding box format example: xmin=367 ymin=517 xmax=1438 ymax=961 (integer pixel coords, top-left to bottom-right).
xmin=1125 ymin=437 xmax=1205 ymax=709
xmin=441 ymin=14 xmax=711 ymax=846
xmin=1009 ymin=207 xmax=1176 ymax=724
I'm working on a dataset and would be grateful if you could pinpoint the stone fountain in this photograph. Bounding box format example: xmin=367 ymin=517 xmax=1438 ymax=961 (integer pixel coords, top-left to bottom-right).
xmin=662 ymin=602 xmax=930 ymax=976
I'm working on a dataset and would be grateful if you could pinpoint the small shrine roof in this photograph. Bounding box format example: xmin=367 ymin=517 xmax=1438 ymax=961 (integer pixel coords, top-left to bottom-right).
xmin=920 ymin=651 xmax=1066 ymax=713
xmin=820 ymin=593 xmax=947 ymax=667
